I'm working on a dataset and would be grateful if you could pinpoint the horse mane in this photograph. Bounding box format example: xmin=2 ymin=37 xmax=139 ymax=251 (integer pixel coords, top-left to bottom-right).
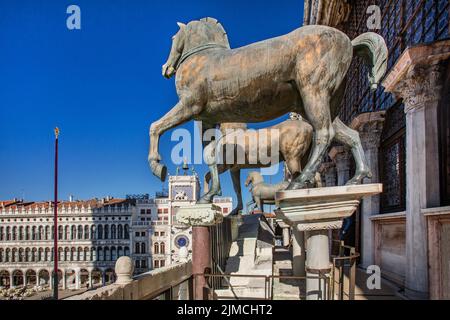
xmin=185 ymin=17 xmax=231 ymax=49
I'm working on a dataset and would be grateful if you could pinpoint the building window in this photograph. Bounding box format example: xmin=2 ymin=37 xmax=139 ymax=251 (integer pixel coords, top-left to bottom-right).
xmin=160 ymin=232 xmax=165 ymax=237
xmin=135 ymin=232 xmax=140 ymax=237
xmin=146 ymin=209 xmax=151 ymax=214
xmin=154 ymin=260 xmax=159 ymax=268
xmin=135 ymin=260 xmax=141 ymax=268
xmin=135 ymin=243 xmax=140 ymax=254
xmin=141 ymin=232 xmax=146 ymax=237
xmin=141 ymin=259 xmax=147 ymax=268
xmin=140 ymin=209 xmax=145 ymax=215
xmin=160 ymin=260 xmax=165 ymax=267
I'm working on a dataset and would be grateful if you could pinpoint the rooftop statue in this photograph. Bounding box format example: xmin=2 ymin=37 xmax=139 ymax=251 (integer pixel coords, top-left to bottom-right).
xmin=149 ymin=17 xmax=388 ymax=192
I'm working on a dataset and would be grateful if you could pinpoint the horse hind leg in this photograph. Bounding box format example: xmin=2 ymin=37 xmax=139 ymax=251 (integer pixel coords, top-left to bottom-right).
xmin=288 ymin=91 xmax=335 ymax=190
xmin=333 ymin=117 xmax=372 ymax=185
xmin=229 ymin=168 xmax=243 ymax=215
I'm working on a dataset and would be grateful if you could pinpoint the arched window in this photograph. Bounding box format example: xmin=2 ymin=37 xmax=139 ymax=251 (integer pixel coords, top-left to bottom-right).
xmin=31 ymin=248 xmax=37 ymax=262
xmin=104 ymin=225 xmax=109 ymax=240
xmin=111 ymin=225 xmax=116 ymax=239
xmin=154 ymin=242 xmax=159 ymax=254
xmin=38 ymin=226 xmax=44 ymax=240
xmin=6 ymin=227 xmax=11 ymax=241
xmin=124 ymin=225 xmax=129 ymax=239
xmin=70 ymin=247 xmax=76 ymax=261
xmin=64 ymin=248 xmax=69 ymax=261
xmin=71 ymin=225 xmax=76 ymax=240
xmin=25 ymin=226 xmax=30 ymax=240
xmin=12 ymin=226 xmax=17 ymax=240
xmin=117 ymin=246 xmax=123 ymax=257
xmin=6 ymin=248 xmax=11 ymax=262
xmin=104 ymin=247 xmax=110 ymax=261
xmin=111 ymin=247 xmax=117 ymax=261
xmin=135 ymin=242 xmax=140 ymax=254
xmin=84 ymin=225 xmax=89 ymax=239
xmin=38 ymin=248 xmax=43 ymax=262
xmin=0 ymin=248 xmax=3 ymax=262
xmin=64 ymin=226 xmax=69 ymax=240
xmin=45 ymin=226 xmax=50 ymax=240
xmin=97 ymin=225 xmax=103 ymax=239
xmin=45 ymin=248 xmax=50 ymax=262
xmin=84 ymin=247 xmax=89 ymax=261
xmin=0 ymin=227 xmax=3 ymax=241
xmin=77 ymin=225 xmax=83 ymax=240
xmin=160 ymin=242 xmax=165 ymax=255
xmin=117 ymin=225 xmax=123 ymax=239
xmin=91 ymin=247 xmax=96 ymax=261
xmin=24 ymin=248 xmax=30 ymax=262
xmin=58 ymin=226 xmax=63 ymax=240
xmin=18 ymin=248 xmax=24 ymax=262
xmin=58 ymin=247 xmax=63 ymax=261
xmin=91 ymin=225 xmax=96 ymax=240
xmin=32 ymin=226 xmax=36 ymax=240
xmin=77 ymin=247 xmax=82 ymax=261
xmin=98 ymin=247 xmax=103 ymax=261
xmin=124 ymin=246 xmax=130 ymax=256
xmin=18 ymin=226 xmax=23 ymax=240
xmin=141 ymin=243 xmax=146 ymax=254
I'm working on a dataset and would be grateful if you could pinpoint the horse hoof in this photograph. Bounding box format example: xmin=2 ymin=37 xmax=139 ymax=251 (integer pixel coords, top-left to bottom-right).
xmin=197 ymin=197 xmax=212 ymax=204
xmin=150 ymin=161 xmax=167 ymax=182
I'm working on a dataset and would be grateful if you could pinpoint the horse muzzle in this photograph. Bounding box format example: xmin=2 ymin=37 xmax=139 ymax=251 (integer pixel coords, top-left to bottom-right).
xmin=162 ymin=64 xmax=176 ymax=79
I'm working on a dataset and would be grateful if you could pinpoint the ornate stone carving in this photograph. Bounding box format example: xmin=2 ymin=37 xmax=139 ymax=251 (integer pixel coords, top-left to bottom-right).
xmin=305 ymin=0 xmax=352 ymax=28
xmin=392 ymin=63 xmax=443 ymax=114
xmin=350 ymin=111 xmax=386 ymax=150
xmin=175 ymin=204 xmax=223 ymax=227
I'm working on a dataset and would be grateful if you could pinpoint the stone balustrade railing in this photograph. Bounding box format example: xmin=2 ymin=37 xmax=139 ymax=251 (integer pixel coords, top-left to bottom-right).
xmin=65 ymin=256 xmax=192 ymax=300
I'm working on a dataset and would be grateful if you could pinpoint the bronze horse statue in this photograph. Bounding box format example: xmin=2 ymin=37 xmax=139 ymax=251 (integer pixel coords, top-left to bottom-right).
xmin=203 ymin=115 xmax=313 ymax=214
xmin=149 ymin=17 xmax=388 ymax=199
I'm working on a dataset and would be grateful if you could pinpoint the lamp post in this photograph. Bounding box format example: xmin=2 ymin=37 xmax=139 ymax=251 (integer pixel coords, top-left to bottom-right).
xmin=53 ymin=127 xmax=59 ymax=300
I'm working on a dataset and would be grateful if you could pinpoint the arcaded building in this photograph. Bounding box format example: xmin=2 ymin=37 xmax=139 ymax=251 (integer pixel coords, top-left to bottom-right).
xmin=306 ymin=0 xmax=450 ymax=299
xmin=0 ymin=171 xmax=232 ymax=291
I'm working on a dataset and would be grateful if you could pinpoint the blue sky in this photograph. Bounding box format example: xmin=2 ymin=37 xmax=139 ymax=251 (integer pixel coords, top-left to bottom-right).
xmin=0 ymin=0 xmax=304 ymax=210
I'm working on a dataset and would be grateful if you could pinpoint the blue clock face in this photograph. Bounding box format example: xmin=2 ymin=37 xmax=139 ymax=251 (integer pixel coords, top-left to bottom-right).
xmin=175 ymin=235 xmax=189 ymax=248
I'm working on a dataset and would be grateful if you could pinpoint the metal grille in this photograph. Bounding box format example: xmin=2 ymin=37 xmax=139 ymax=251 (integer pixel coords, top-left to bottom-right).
xmin=340 ymin=0 xmax=450 ymax=124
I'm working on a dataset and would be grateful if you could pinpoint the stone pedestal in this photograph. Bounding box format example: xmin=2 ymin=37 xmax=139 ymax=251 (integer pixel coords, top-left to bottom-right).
xmin=276 ymin=184 xmax=382 ymax=300
xmin=383 ymin=40 xmax=450 ymax=299
xmin=175 ymin=203 xmax=223 ymax=300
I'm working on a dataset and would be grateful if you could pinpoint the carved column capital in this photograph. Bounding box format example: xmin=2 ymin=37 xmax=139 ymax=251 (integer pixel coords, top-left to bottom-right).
xmin=392 ymin=63 xmax=443 ymax=114
xmin=329 ymin=146 xmax=351 ymax=172
xmin=308 ymin=0 xmax=352 ymax=27
xmin=382 ymin=40 xmax=450 ymax=114
xmin=350 ymin=111 xmax=386 ymax=150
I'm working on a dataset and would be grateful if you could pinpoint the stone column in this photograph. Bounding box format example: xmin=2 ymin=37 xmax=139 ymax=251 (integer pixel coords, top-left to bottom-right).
xmin=36 ymin=273 xmax=40 ymax=287
xmin=75 ymin=270 xmax=80 ymax=290
xmin=175 ymin=203 xmax=223 ymax=300
xmin=383 ymin=41 xmax=450 ymax=299
xmin=329 ymin=146 xmax=351 ymax=186
xmin=350 ymin=111 xmax=385 ymax=268
xmin=319 ymin=162 xmax=336 ymax=187
xmin=62 ymin=272 xmax=66 ymax=290
xmin=9 ymin=273 xmax=14 ymax=288
xmin=282 ymin=227 xmax=290 ymax=247
xmin=291 ymin=226 xmax=306 ymax=277
xmin=88 ymin=271 xmax=93 ymax=288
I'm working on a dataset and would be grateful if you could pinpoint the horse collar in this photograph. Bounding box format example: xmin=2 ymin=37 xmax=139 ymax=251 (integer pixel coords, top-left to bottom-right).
xmin=176 ymin=43 xmax=228 ymax=70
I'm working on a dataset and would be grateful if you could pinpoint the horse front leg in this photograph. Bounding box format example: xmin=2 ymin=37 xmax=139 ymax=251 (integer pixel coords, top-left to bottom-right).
xmin=148 ymin=102 xmax=199 ymax=181
xmin=229 ymin=168 xmax=243 ymax=215
xmin=198 ymin=140 xmax=220 ymax=204
xmin=288 ymin=92 xmax=335 ymax=190
xmin=333 ymin=117 xmax=372 ymax=185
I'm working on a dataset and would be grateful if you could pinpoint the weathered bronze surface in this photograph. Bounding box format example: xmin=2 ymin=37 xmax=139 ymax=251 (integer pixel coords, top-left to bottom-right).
xmin=149 ymin=17 xmax=388 ymax=192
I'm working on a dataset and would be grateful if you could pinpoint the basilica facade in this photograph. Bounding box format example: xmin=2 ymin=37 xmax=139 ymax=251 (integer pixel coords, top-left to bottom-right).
xmin=305 ymin=0 xmax=450 ymax=299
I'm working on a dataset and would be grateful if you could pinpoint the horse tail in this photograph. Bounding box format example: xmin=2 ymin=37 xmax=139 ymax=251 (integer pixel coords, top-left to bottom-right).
xmin=352 ymin=32 xmax=388 ymax=91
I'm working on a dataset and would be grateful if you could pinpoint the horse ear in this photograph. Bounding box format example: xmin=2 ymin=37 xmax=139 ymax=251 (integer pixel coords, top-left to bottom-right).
xmin=177 ymin=22 xmax=186 ymax=29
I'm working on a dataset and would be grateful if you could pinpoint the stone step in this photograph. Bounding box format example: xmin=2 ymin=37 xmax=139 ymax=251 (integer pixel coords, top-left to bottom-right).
xmin=229 ymin=238 xmax=257 ymax=256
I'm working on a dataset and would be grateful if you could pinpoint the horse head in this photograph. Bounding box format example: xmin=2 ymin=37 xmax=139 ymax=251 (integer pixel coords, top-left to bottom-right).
xmin=245 ymin=171 xmax=263 ymax=187
xmin=162 ymin=17 xmax=230 ymax=79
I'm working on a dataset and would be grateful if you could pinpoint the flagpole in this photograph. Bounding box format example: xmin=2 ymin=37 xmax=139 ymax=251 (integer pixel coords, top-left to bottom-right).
xmin=53 ymin=127 xmax=59 ymax=300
